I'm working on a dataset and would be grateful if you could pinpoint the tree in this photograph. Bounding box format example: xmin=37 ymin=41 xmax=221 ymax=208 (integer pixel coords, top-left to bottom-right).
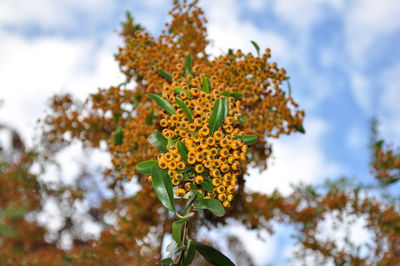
xmin=1 ymin=1 xmax=399 ymax=265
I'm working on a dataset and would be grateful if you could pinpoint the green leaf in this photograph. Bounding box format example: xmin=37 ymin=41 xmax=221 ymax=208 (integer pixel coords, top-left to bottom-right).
xmin=230 ymin=92 xmax=243 ymax=100
xmin=375 ymin=140 xmax=384 ymax=150
xmin=293 ymin=125 xmax=306 ymax=134
xmin=160 ymin=258 xmax=173 ymax=266
xmin=233 ymin=135 xmax=258 ymax=145
xmin=113 ymin=128 xmax=123 ymax=145
xmin=238 ymin=116 xmax=245 ymax=123
xmin=283 ymin=76 xmax=290 ymax=80
xmin=175 ymin=97 xmax=193 ymax=123
xmin=220 ymin=91 xmax=230 ymax=97
xmin=148 ymin=130 xmax=168 ymax=153
xmin=195 ymin=198 xmax=225 ymax=217
xmin=208 ymin=99 xmax=227 ymax=136
xmin=201 ymin=180 xmax=214 ymax=192
xmin=136 ymin=160 xmax=158 ymax=175
xmin=0 ymin=223 xmax=15 ymax=238
xmin=193 ymin=241 xmax=235 ymax=266
xmin=182 ymin=240 xmax=196 ymax=266
xmin=184 ymin=53 xmax=192 ymax=74
xmin=202 ymin=76 xmax=211 ymax=93
xmin=2 ymin=207 xmax=27 ymax=219
xmin=250 ymin=40 xmax=260 ymax=56
xmin=174 ymin=87 xmax=192 ymax=99
xmin=157 ymin=69 xmax=173 ymax=83
xmin=151 ymin=165 xmax=176 ymax=213
xmin=227 ymin=49 xmax=234 ymax=56
xmin=177 ymin=141 xmax=188 ymax=162
xmin=148 ymin=94 xmax=176 ymax=116
xmin=63 ymin=255 xmax=73 ymax=263
xmin=145 ymin=110 xmax=155 ymax=125
xmin=222 ymin=97 xmax=229 ymax=119
xmin=172 ymin=213 xmax=194 ymax=245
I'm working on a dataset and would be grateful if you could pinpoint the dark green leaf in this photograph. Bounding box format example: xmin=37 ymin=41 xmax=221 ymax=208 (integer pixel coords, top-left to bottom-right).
xmin=227 ymin=49 xmax=234 ymax=56
xmin=174 ymin=87 xmax=192 ymax=99
xmin=184 ymin=53 xmax=192 ymax=74
xmin=151 ymin=165 xmax=176 ymax=213
xmin=208 ymin=99 xmax=226 ymax=136
xmin=223 ymin=97 xmax=229 ymax=119
xmin=202 ymin=76 xmax=211 ymax=93
xmin=160 ymin=257 xmax=173 ymax=266
xmin=177 ymin=141 xmax=188 ymax=162
xmin=182 ymin=240 xmax=196 ymax=266
xmin=136 ymin=160 xmax=158 ymax=175
xmin=375 ymin=140 xmax=384 ymax=150
xmin=194 ymin=241 xmax=235 ymax=266
xmin=157 ymin=69 xmax=173 ymax=82
xmin=0 ymin=224 xmax=15 ymax=238
xmin=148 ymin=94 xmax=176 ymax=116
xmin=201 ymin=180 xmax=214 ymax=192
xmin=176 ymin=97 xmax=193 ymax=123
xmin=2 ymin=207 xmax=27 ymax=219
xmin=195 ymin=198 xmax=225 ymax=217
xmin=293 ymin=125 xmax=306 ymax=134
xmin=283 ymin=76 xmax=290 ymax=80
xmin=63 ymin=255 xmax=73 ymax=263
xmin=250 ymin=40 xmax=260 ymax=56
xmin=113 ymin=128 xmax=123 ymax=145
xmin=233 ymin=135 xmax=258 ymax=145
xmin=148 ymin=130 xmax=168 ymax=153
xmin=172 ymin=214 xmax=193 ymax=245
xmin=145 ymin=110 xmax=155 ymax=125
xmin=230 ymin=92 xmax=243 ymax=100
xmin=220 ymin=91 xmax=230 ymax=97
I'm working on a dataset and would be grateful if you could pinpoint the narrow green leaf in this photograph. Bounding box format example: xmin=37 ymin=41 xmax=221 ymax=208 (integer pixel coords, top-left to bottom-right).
xmin=283 ymin=76 xmax=290 ymax=80
xmin=220 ymin=91 xmax=230 ymax=97
xmin=201 ymin=180 xmax=214 ymax=192
xmin=208 ymin=99 xmax=226 ymax=136
xmin=2 ymin=207 xmax=27 ymax=219
xmin=148 ymin=94 xmax=176 ymax=116
xmin=293 ymin=125 xmax=306 ymax=134
xmin=195 ymin=198 xmax=225 ymax=217
xmin=250 ymin=40 xmax=260 ymax=56
xmin=184 ymin=53 xmax=192 ymax=74
xmin=136 ymin=160 xmax=158 ymax=175
xmin=157 ymin=69 xmax=173 ymax=82
xmin=174 ymin=87 xmax=192 ymax=99
xmin=182 ymin=240 xmax=196 ymax=266
xmin=160 ymin=257 xmax=173 ymax=266
xmin=233 ymin=135 xmax=258 ymax=145
xmin=113 ymin=128 xmax=123 ymax=145
xmin=172 ymin=214 xmax=193 ymax=245
xmin=230 ymin=92 xmax=243 ymax=100
xmin=148 ymin=130 xmax=168 ymax=153
xmin=0 ymin=224 xmax=15 ymax=238
xmin=177 ymin=141 xmax=188 ymax=162
xmin=151 ymin=165 xmax=176 ymax=213
xmin=145 ymin=110 xmax=155 ymax=125
xmin=223 ymin=97 xmax=229 ymax=119
xmin=175 ymin=97 xmax=193 ymax=123
xmin=194 ymin=241 xmax=235 ymax=266
xmin=202 ymin=76 xmax=211 ymax=93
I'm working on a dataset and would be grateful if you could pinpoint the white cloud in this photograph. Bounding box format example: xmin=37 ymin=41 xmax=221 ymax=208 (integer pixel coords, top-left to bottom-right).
xmin=203 ymin=0 xmax=291 ymax=64
xmin=378 ymin=64 xmax=400 ymax=142
xmin=246 ymin=118 xmax=342 ymax=195
xmin=0 ymin=0 xmax=114 ymax=30
xmin=350 ymin=72 xmax=372 ymax=112
xmin=0 ymin=31 xmax=124 ymax=147
xmin=344 ymin=0 xmax=400 ymax=68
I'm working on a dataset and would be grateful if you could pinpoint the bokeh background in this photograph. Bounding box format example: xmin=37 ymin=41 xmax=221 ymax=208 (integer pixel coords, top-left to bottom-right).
xmin=1 ymin=0 xmax=399 ymax=265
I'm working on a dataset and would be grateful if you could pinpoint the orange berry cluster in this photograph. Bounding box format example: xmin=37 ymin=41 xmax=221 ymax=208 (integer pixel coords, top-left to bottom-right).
xmin=154 ymin=74 xmax=249 ymax=208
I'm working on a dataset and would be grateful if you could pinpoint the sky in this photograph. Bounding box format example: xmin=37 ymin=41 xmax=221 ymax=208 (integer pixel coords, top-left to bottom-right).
xmin=0 ymin=0 xmax=399 ymax=265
